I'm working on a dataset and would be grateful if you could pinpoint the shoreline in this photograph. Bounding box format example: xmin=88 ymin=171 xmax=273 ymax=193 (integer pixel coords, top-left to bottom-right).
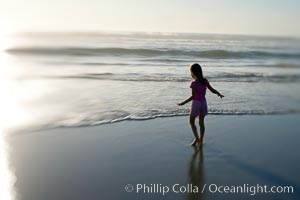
xmin=8 ymin=113 xmax=300 ymax=137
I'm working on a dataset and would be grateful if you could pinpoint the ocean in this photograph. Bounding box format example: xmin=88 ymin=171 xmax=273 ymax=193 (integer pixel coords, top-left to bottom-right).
xmin=2 ymin=31 xmax=300 ymax=132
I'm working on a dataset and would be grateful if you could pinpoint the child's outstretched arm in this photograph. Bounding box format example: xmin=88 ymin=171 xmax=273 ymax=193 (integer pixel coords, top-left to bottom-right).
xmin=207 ymin=82 xmax=224 ymax=98
xmin=178 ymin=88 xmax=196 ymax=106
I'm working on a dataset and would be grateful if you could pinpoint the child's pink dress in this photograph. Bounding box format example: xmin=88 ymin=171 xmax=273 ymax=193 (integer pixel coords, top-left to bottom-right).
xmin=189 ymin=79 xmax=208 ymax=117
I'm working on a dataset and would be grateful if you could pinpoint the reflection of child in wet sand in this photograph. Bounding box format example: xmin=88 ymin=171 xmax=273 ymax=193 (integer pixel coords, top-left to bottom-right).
xmin=188 ymin=147 xmax=205 ymax=200
xmin=178 ymin=63 xmax=224 ymax=147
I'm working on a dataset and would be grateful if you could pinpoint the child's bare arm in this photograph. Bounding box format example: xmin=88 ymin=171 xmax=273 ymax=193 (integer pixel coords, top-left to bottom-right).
xmin=207 ymin=82 xmax=224 ymax=98
xmin=178 ymin=88 xmax=196 ymax=106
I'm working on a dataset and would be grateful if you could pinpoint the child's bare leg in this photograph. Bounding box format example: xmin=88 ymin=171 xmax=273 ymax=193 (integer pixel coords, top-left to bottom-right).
xmin=198 ymin=116 xmax=205 ymax=144
xmin=190 ymin=138 xmax=197 ymax=146
xmin=189 ymin=116 xmax=200 ymax=145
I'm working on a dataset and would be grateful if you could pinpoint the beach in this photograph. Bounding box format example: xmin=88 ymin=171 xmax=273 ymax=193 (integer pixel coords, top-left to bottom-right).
xmin=7 ymin=114 xmax=300 ymax=200
xmin=2 ymin=2 xmax=300 ymax=200
xmin=2 ymin=31 xmax=300 ymax=200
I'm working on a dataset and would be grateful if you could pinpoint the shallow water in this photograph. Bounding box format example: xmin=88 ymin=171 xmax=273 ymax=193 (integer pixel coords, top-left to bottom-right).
xmin=2 ymin=31 xmax=300 ymax=132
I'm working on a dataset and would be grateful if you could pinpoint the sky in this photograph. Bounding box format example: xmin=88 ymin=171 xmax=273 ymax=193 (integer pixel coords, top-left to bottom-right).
xmin=1 ymin=0 xmax=300 ymax=36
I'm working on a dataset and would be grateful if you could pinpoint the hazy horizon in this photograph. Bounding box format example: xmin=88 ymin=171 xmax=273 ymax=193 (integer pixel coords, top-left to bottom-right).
xmin=1 ymin=0 xmax=300 ymax=37
xmin=7 ymin=29 xmax=300 ymax=40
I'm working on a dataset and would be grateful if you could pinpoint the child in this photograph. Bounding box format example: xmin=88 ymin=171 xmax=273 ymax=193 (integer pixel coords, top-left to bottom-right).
xmin=178 ymin=63 xmax=224 ymax=147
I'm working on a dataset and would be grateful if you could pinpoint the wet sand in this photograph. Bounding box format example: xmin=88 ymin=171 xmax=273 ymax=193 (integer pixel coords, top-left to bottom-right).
xmin=7 ymin=115 xmax=300 ymax=200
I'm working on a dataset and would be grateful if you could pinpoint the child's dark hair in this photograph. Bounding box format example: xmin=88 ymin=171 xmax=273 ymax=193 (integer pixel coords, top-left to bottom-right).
xmin=190 ymin=63 xmax=206 ymax=84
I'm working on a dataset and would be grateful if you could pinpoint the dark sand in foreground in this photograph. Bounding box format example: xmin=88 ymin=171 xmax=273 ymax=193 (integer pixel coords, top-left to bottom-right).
xmin=7 ymin=115 xmax=300 ymax=200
